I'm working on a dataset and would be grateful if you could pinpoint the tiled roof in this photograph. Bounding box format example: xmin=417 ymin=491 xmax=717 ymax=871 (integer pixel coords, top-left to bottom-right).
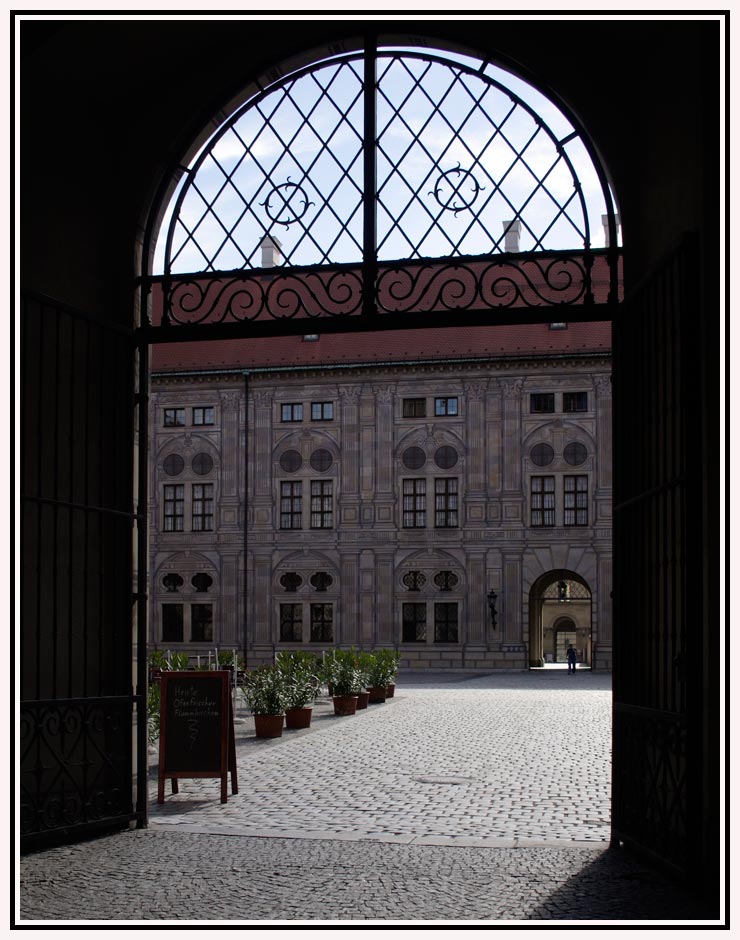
xmin=151 ymin=322 xmax=611 ymax=373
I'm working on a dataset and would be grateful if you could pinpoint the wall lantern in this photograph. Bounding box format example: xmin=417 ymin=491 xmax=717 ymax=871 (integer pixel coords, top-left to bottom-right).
xmin=557 ymin=580 xmax=569 ymax=601
xmin=487 ymin=590 xmax=498 ymax=630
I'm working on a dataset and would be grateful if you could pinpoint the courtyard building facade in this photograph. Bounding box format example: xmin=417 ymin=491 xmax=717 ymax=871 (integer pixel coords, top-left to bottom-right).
xmin=149 ymin=322 xmax=612 ymax=671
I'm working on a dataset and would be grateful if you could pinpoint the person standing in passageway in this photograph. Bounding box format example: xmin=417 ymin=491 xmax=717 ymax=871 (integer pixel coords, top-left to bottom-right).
xmin=566 ymin=645 xmax=577 ymax=674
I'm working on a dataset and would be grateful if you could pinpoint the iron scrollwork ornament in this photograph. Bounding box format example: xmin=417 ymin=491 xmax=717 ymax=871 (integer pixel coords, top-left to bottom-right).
xmin=430 ymin=165 xmax=485 ymax=216
xmin=260 ymin=178 xmax=315 ymax=228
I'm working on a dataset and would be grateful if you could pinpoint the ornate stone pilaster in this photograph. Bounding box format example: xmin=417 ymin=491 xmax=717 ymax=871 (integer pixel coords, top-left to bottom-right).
xmin=502 ymin=552 xmax=523 ymax=644
xmin=499 ymin=377 xmax=524 ymax=493
xmin=594 ymin=373 xmax=612 ymax=492
xmin=340 ymin=553 xmax=360 ymax=645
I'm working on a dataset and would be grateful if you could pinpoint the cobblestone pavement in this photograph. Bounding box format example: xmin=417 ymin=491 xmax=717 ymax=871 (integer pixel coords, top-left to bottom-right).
xmin=19 ymin=670 xmax=721 ymax=924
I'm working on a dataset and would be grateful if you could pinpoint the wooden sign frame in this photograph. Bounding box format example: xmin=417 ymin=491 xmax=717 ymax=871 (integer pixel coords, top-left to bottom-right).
xmin=157 ymin=670 xmax=238 ymax=804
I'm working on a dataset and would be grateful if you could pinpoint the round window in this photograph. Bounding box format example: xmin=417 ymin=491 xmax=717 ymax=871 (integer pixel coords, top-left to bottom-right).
xmin=279 ymin=449 xmax=303 ymax=473
xmin=310 ymin=448 xmax=333 ymax=472
xmin=192 ymin=452 xmax=214 ymax=475
xmin=530 ymin=443 xmax=554 ymax=467
xmin=564 ymin=442 xmax=588 ymax=466
xmin=402 ymin=446 xmax=426 ymax=470
xmin=434 ymin=445 xmax=459 ymax=469
xmin=163 ymin=454 xmax=184 ymax=476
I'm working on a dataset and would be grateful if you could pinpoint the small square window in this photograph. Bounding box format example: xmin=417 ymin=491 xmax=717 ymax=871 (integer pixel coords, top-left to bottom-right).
xmin=311 ymin=402 xmax=333 ymax=421
xmin=281 ymin=403 xmax=304 ymax=422
xmin=192 ymin=406 xmax=214 ymax=425
xmin=563 ymin=392 xmax=588 ymax=412
xmin=434 ymin=397 xmax=458 ymax=416
xmin=402 ymin=398 xmax=426 ymax=418
xmin=530 ymin=393 xmax=555 ymax=414
xmin=164 ymin=408 xmax=185 ymax=427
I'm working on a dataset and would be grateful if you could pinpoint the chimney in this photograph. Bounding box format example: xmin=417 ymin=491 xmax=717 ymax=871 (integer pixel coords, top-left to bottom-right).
xmin=260 ymin=235 xmax=283 ymax=267
xmin=601 ymin=214 xmax=621 ymax=248
xmin=502 ymin=219 xmax=521 ymax=252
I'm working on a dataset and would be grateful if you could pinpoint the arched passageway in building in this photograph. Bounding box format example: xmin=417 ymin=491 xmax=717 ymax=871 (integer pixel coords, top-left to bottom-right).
xmin=19 ymin=18 xmax=720 ymax=911
xmin=528 ymin=571 xmax=593 ymax=669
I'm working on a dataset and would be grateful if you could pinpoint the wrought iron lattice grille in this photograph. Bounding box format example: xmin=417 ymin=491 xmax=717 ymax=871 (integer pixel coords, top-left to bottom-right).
xmin=145 ymin=43 xmax=621 ymax=332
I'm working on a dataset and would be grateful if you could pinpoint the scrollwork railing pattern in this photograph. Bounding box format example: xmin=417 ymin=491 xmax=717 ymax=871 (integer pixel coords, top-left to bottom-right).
xmin=151 ymin=252 xmax=620 ymax=327
xmin=20 ymin=697 xmax=135 ymax=838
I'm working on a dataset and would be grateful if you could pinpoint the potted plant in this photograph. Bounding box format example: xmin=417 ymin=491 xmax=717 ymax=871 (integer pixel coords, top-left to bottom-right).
xmin=331 ymin=650 xmax=364 ymax=716
xmin=377 ymin=648 xmax=400 ymax=697
xmin=276 ymin=651 xmax=321 ymax=729
xmin=367 ymin=649 xmax=398 ymax=703
xmin=355 ymin=651 xmax=376 ymax=709
xmin=146 ymin=650 xmax=191 ymax=744
xmin=241 ymin=664 xmax=288 ymax=737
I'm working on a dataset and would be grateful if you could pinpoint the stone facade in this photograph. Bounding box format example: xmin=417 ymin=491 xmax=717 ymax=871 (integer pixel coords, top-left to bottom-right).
xmin=149 ymin=349 xmax=612 ymax=671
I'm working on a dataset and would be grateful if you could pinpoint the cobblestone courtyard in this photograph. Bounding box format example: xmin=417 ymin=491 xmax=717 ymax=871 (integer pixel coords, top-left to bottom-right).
xmin=19 ymin=670 xmax=719 ymax=924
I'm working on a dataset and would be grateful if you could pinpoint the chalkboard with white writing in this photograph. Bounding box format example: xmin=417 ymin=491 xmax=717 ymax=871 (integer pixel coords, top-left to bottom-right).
xmin=157 ymin=671 xmax=237 ymax=804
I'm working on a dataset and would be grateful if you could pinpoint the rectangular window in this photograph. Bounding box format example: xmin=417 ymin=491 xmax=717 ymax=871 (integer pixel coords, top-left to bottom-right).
xmin=434 ymin=603 xmax=459 ymax=643
xmin=402 ymin=603 xmax=427 ymax=642
xmin=162 ymin=603 xmax=183 ymax=642
xmin=310 ymin=604 xmax=333 ymax=642
xmin=434 ymin=396 xmax=458 ymax=416
xmin=310 ymin=480 xmax=333 ymax=529
xmin=163 ymin=484 xmax=184 ymax=531
xmin=192 ymin=483 xmax=214 ymax=531
xmin=280 ymin=603 xmax=303 ymax=642
xmin=192 ymin=406 xmax=215 ymax=425
xmin=281 ymin=403 xmax=303 ymax=422
xmin=164 ymin=407 xmax=185 ymax=427
xmin=402 ymin=397 xmax=426 ymax=418
xmin=191 ymin=604 xmax=213 ymax=642
xmin=530 ymin=393 xmax=555 ymax=413
xmin=435 ymin=478 xmax=459 ymax=528
xmin=563 ymin=391 xmax=588 ymax=412
xmin=564 ymin=475 xmax=589 ymax=525
xmin=531 ymin=476 xmax=555 ymax=527
xmin=311 ymin=402 xmax=333 ymax=421
xmin=402 ymin=478 xmax=426 ymax=528
xmin=280 ymin=481 xmax=303 ymax=529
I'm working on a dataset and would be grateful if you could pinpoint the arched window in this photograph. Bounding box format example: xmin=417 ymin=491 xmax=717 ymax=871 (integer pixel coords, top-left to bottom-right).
xmin=144 ymin=41 xmax=621 ymax=332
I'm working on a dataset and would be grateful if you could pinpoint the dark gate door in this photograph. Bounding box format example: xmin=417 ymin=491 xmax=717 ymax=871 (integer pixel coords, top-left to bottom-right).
xmin=611 ymin=234 xmax=716 ymax=889
xmin=20 ymin=293 xmax=144 ymax=848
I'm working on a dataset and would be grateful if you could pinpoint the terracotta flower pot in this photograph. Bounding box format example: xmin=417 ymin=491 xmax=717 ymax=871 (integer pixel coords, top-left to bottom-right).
xmin=254 ymin=713 xmax=285 ymax=738
xmin=332 ymin=694 xmax=358 ymax=716
xmin=285 ymin=706 xmax=313 ymax=729
xmin=386 ymin=682 xmax=396 ymax=698
xmin=355 ymin=690 xmax=370 ymax=710
xmin=367 ymin=686 xmax=387 ymax=704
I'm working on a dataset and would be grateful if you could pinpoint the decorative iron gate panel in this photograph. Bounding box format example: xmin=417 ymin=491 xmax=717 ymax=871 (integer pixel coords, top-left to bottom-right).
xmin=20 ymin=293 xmax=143 ymax=848
xmin=611 ymin=235 xmax=701 ymax=878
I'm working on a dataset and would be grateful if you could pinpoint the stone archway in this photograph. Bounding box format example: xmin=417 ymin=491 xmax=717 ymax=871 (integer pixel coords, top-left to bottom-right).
xmin=528 ymin=571 xmax=592 ymax=668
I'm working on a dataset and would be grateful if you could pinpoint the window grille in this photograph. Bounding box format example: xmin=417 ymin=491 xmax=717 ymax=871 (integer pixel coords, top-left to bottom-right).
xmin=191 ymin=604 xmax=213 ymax=642
xmin=163 ymin=454 xmax=184 ymax=476
xmin=434 ymin=603 xmax=459 ymax=643
xmin=163 ymin=484 xmax=184 ymax=531
xmin=403 ymin=398 xmax=426 ymax=418
xmin=564 ymin=475 xmax=588 ymax=525
xmin=310 ymin=480 xmax=333 ymax=528
xmin=310 ymin=571 xmax=334 ymax=592
xmin=530 ymin=443 xmax=554 ymax=467
xmin=192 ymin=483 xmax=214 ymax=531
xmin=280 ymin=604 xmax=303 ymax=642
xmin=531 ymin=476 xmax=555 ymax=527
xmin=564 ymin=442 xmax=588 ymax=466
xmin=530 ymin=393 xmax=555 ymax=414
xmin=435 ymin=478 xmax=458 ymax=528
xmin=163 ymin=573 xmax=183 ymax=592
xmin=402 ymin=603 xmax=427 ymax=642
xmin=279 ymin=449 xmax=303 ymax=473
xmin=434 ymin=445 xmax=459 ymax=469
xmin=280 ymin=481 xmax=302 ymax=529
xmin=402 ymin=479 xmax=426 ymax=527
xmin=434 ymin=397 xmax=458 ymax=416
xmin=310 ymin=448 xmax=333 ymax=472
xmin=310 ymin=604 xmax=334 ymax=643
xmin=402 ymin=571 xmax=426 ymax=591
xmin=402 ymin=446 xmax=426 ymax=470
xmin=191 ymin=572 xmax=213 ymax=592
xmin=280 ymin=572 xmax=303 ymax=592
xmin=434 ymin=571 xmax=459 ymax=591
xmin=192 ymin=452 xmax=214 ymax=475
xmin=281 ymin=403 xmax=304 ymax=422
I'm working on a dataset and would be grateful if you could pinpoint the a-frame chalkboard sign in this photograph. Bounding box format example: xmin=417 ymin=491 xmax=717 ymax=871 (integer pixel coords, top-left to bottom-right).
xmin=157 ymin=670 xmax=238 ymax=804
